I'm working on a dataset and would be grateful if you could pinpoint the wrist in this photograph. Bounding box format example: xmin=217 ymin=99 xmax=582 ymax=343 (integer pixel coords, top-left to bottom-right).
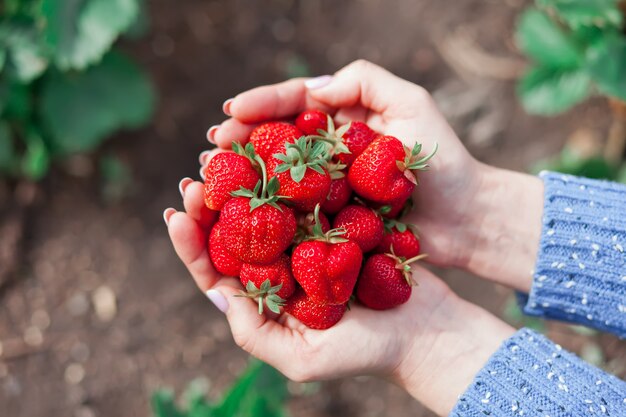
xmin=461 ymin=165 xmax=544 ymax=292
xmin=392 ymin=292 xmax=515 ymax=416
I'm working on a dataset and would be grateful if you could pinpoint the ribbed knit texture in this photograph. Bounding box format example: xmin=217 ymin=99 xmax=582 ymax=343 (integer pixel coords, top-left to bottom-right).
xmin=520 ymin=172 xmax=626 ymax=337
xmin=450 ymin=329 xmax=626 ymax=417
xmin=451 ymin=173 xmax=626 ymax=416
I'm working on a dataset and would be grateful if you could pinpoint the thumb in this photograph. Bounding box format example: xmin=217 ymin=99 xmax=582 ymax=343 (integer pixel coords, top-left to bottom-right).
xmin=307 ymin=60 xmax=427 ymax=116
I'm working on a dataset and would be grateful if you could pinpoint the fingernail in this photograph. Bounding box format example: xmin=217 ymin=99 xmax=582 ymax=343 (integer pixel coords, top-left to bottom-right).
xmin=222 ymin=98 xmax=234 ymax=116
xmin=178 ymin=177 xmax=193 ymax=198
xmin=206 ymin=125 xmax=219 ymax=144
xmin=199 ymin=166 xmax=206 ymax=181
xmin=199 ymin=150 xmax=212 ymax=166
xmin=163 ymin=208 xmax=176 ymax=226
xmin=206 ymin=289 xmax=229 ymax=313
xmin=305 ymin=75 xmax=333 ymax=90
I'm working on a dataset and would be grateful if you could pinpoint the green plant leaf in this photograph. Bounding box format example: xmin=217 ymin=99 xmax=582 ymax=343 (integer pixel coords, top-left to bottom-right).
xmin=517 ymin=66 xmax=592 ymax=115
xmin=516 ymin=8 xmax=582 ymax=68
xmin=586 ymin=35 xmax=626 ymax=101
xmin=40 ymin=50 xmax=155 ymax=154
xmin=151 ymin=389 xmax=186 ymax=417
xmin=42 ymin=0 xmax=139 ymax=70
xmin=537 ymin=0 xmax=623 ymax=29
xmin=0 ymin=80 xmax=31 ymax=121
xmin=0 ymin=24 xmax=49 ymax=82
xmin=21 ymin=126 xmax=49 ymax=180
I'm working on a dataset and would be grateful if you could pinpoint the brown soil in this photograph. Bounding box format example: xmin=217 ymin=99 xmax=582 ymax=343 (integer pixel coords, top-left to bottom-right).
xmin=1 ymin=1 xmax=624 ymax=416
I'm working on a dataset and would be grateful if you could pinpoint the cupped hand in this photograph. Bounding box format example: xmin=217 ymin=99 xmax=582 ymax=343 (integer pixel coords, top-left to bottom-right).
xmin=166 ymin=175 xmax=513 ymax=417
xmin=209 ymin=60 xmax=486 ymax=270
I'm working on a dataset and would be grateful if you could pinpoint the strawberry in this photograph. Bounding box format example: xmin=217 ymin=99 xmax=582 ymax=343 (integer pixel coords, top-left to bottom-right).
xmin=310 ymin=117 xmax=377 ymax=166
xmin=220 ymin=157 xmax=296 ymax=264
xmin=368 ymin=196 xmax=411 ymax=219
xmin=204 ymin=142 xmax=260 ymax=210
xmin=295 ymin=109 xmax=329 ymax=135
xmin=284 ymin=288 xmax=346 ymax=330
xmin=248 ymin=122 xmax=303 ymax=162
xmin=268 ymin=137 xmax=331 ymax=212
xmin=208 ymin=222 xmax=243 ymax=276
xmin=294 ymin=210 xmax=330 ymax=244
xmin=238 ymin=254 xmax=296 ymax=313
xmin=348 ymin=136 xmax=437 ymax=203
xmin=356 ymin=252 xmax=426 ymax=310
xmin=374 ymin=221 xmax=420 ymax=259
xmin=332 ymin=205 xmax=384 ymax=253
xmin=240 ymin=254 xmax=295 ymax=299
xmin=291 ymin=205 xmax=362 ymax=305
xmin=321 ymin=176 xmax=352 ymax=214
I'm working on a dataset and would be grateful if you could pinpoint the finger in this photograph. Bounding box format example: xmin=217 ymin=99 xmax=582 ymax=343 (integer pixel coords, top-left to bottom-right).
xmin=167 ymin=211 xmax=219 ymax=291
xmin=229 ymin=78 xmax=335 ymax=123
xmin=199 ymin=148 xmax=228 ymax=167
xmin=213 ymin=283 xmax=300 ymax=366
xmin=309 ymin=60 xmax=426 ymax=118
xmin=182 ymin=181 xmax=218 ymax=230
xmin=212 ymin=118 xmax=258 ymax=149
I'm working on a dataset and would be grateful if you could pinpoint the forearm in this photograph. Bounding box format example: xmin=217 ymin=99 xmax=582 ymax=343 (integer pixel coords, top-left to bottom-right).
xmin=462 ymin=165 xmax=544 ymax=292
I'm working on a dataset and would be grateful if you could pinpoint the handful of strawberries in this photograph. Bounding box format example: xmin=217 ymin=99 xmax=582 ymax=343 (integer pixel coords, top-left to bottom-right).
xmin=204 ymin=110 xmax=437 ymax=329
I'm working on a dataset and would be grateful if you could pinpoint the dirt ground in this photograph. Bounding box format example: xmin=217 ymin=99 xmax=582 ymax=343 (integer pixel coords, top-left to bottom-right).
xmin=0 ymin=1 xmax=624 ymax=416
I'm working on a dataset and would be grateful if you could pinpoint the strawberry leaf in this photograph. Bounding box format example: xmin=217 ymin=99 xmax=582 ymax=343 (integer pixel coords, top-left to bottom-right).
xmin=266 ymin=176 xmax=280 ymax=195
xmin=273 ymin=163 xmax=291 ymax=174
xmin=232 ymin=141 xmax=244 ymax=155
xmin=309 ymin=164 xmax=326 ymax=175
xmin=290 ymin=164 xmax=307 ymax=183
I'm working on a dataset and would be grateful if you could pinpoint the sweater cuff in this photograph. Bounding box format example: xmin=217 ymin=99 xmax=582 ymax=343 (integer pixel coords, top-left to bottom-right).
xmin=520 ymin=172 xmax=626 ymax=338
xmin=450 ymin=328 xmax=626 ymax=417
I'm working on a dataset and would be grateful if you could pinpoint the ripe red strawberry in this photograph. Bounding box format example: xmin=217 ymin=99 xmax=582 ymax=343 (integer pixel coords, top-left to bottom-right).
xmin=374 ymin=222 xmax=420 ymax=259
xmin=291 ymin=206 xmax=362 ymax=305
xmin=208 ymin=222 xmax=243 ymax=276
xmin=248 ymin=122 xmax=303 ymax=162
xmin=335 ymin=122 xmax=377 ymax=166
xmin=204 ymin=142 xmax=260 ymax=210
xmin=238 ymin=254 xmax=296 ymax=313
xmin=356 ymin=252 xmax=426 ymax=310
xmin=220 ymin=157 xmax=297 ymax=264
xmin=348 ymin=136 xmax=437 ymax=203
xmin=321 ymin=176 xmax=352 ymax=214
xmin=268 ymin=137 xmax=331 ymax=212
xmin=284 ymin=288 xmax=346 ymax=329
xmin=295 ymin=109 xmax=329 ymax=135
xmin=332 ymin=205 xmax=384 ymax=253
xmin=294 ymin=210 xmax=330 ymax=244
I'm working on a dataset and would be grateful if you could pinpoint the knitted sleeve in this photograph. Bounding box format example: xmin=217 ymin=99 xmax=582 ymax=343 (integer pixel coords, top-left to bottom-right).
xmin=450 ymin=328 xmax=626 ymax=417
xmin=518 ymin=172 xmax=626 ymax=337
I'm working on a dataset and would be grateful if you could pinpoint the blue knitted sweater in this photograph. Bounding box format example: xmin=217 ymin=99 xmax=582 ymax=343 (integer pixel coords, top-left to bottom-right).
xmin=451 ymin=172 xmax=626 ymax=417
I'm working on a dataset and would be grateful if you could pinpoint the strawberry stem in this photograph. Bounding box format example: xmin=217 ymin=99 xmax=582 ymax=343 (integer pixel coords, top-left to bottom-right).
xmin=399 ymin=253 xmax=428 ymax=267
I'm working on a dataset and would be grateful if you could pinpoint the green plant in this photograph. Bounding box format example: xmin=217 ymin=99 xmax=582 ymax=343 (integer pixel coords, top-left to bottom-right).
xmin=0 ymin=0 xmax=155 ymax=180
xmin=151 ymin=360 xmax=289 ymax=417
xmin=516 ymin=0 xmax=625 ymax=115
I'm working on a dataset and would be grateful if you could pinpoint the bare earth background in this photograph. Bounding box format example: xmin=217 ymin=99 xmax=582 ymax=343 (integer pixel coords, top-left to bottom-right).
xmin=0 ymin=1 xmax=624 ymax=416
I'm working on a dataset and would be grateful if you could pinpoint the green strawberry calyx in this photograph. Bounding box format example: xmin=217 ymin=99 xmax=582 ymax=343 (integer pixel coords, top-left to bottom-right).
xmin=231 ymin=141 xmax=261 ymax=170
xmin=307 ymin=115 xmax=352 ymax=156
xmin=382 ymin=218 xmax=419 ymax=236
xmin=231 ymin=151 xmax=289 ymax=212
xmin=235 ymin=279 xmax=286 ymax=315
xmin=385 ymin=247 xmax=428 ymax=286
xmin=273 ymin=136 xmax=330 ymax=183
xmin=326 ymin=160 xmax=347 ymax=179
xmin=396 ymin=142 xmax=439 ymax=185
xmin=304 ymin=204 xmax=349 ymax=244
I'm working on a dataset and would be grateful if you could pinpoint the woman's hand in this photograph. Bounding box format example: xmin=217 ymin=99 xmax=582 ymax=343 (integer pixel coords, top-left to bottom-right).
xmin=208 ymin=60 xmax=544 ymax=292
xmin=165 ymin=185 xmax=514 ymax=416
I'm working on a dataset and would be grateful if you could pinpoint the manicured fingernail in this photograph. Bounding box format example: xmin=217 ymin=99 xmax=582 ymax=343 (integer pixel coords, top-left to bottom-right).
xmin=199 ymin=166 xmax=206 ymax=181
xmin=199 ymin=150 xmax=212 ymax=166
xmin=206 ymin=289 xmax=229 ymax=313
xmin=222 ymin=98 xmax=234 ymax=116
xmin=206 ymin=125 xmax=219 ymax=144
xmin=178 ymin=177 xmax=193 ymax=198
xmin=305 ymin=75 xmax=333 ymax=90
xmin=163 ymin=208 xmax=176 ymax=226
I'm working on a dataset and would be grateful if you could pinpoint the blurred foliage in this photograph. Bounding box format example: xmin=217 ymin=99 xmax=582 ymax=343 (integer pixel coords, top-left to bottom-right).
xmin=502 ymin=294 xmax=546 ymax=333
xmin=531 ymin=143 xmax=626 ymax=182
xmin=151 ymin=360 xmax=289 ymax=417
xmin=515 ymin=0 xmax=626 ymax=115
xmin=0 ymin=0 xmax=155 ymax=180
